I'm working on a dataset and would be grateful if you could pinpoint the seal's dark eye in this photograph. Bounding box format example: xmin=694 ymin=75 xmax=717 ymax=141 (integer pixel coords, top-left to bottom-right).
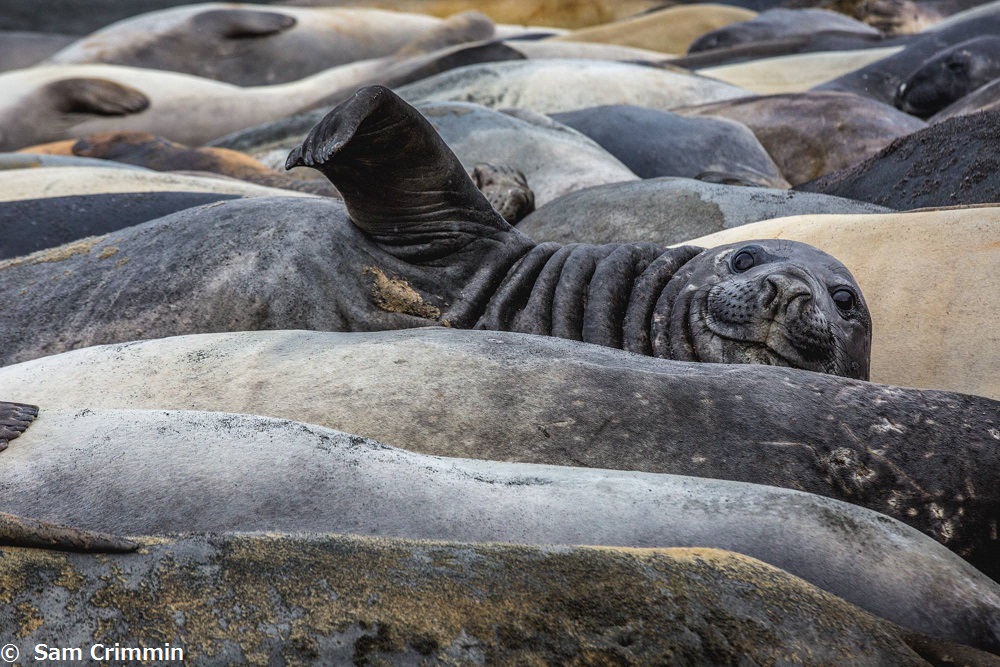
xmin=947 ymin=59 xmax=966 ymax=72
xmin=732 ymin=250 xmax=755 ymax=272
xmin=832 ymin=288 xmax=855 ymax=311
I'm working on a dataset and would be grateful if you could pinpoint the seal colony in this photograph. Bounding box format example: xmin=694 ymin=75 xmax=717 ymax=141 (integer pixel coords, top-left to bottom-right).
xmin=2 ymin=2 xmax=1000 ymax=663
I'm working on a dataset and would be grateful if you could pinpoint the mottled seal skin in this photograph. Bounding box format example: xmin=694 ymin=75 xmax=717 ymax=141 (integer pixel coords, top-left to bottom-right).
xmin=856 ymin=0 xmax=990 ymax=35
xmin=815 ymin=12 xmax=1000 ymax=105
xmin=3 ymin=406 xmax=1000 ymax=650
xmin=470 ymin=163 xmax=534 ymax=224
xmin=44 ymin=5 xmax=500 ymax=86
xmin=688 ymin=8 xmax=880 ymax=53
xmin=3 ymin=328 xmax=996 ymax=581
xmin=797 ymin=109 xmax=1000 ymax=209
xmin=677 ymin=91 xmax=927 ymax=185
xmin=517 ymin=177 xmax=890 ymax=246
xmin=5 ymin=538 xmax=996 ymax=666
xmin=895 ymin=36 xmax=1000 ymax=117
xmin=0 ymin=86 xmax=871 ymax=379
xmin=394 ymin=59 xmax=751 ymax=114
xmin=550 ymin=105 xmax=787 ymax=187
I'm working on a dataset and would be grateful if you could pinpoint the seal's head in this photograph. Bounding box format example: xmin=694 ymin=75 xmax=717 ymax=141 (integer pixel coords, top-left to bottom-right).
xmin=655 ymin=240 xmax=871 ymax=379
xmin=895 ymin=37 xmax=1000 ymax=117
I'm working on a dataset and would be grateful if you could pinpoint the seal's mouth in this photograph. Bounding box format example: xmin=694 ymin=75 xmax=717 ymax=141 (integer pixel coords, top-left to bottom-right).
xmin=692 ymin=281 xmax=839 ymax=374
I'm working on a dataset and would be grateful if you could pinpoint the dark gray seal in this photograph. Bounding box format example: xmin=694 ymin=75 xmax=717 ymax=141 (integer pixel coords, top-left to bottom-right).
xmin=2 ymin=406 xmax=1000 ymax=652
xmin=815 ymin=10 xmax=1000 ymax=105
xmin=5 ymin=534 xmax=998 ymax=666
xmin=797 ymin=109 xmax=1000 ymax=209
xmin=688 ymin=8 xmax=880 ymax=53
xmin=932 ymin=75 xmax=1000 ymax=121
xmin=3 ymin=327 xmax=998 ymax=580
xmin=895 ymin=36 xmax=1000 ymax=117
xmin=676 ymin=91 xmax=927 ymax=185
xmin=0 ymin=86 xmax=872 ymax=381
xmin=549 ymin=104 xmax=788 ymax=187
xmin=517 ymin=177 xmax=890 ymax=246
xmin=668 ymin=30 xmax=896 ymax=69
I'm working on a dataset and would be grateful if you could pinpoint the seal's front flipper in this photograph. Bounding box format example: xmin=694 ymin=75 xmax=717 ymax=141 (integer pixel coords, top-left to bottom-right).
xmin=0 ymin=401 xmax=37 ymax=452
xmin=0 ymin=512 xmax=138 ymax=553
xmin=191 ymin=8 xmax=297 ymax=39
xmin=46 ymin=78 xmax=150 ymax=117
xmin=286 ymin=85 xmax=521 ymax=263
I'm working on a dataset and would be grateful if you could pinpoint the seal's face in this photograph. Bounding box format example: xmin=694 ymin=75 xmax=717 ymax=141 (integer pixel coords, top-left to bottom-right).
xmin=663 ymin=240 xmax=871 ymax=379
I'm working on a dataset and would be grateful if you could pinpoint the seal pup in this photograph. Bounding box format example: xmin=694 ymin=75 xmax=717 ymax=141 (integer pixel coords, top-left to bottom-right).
xmin=796 ymin=109 xmax=1000 ymax=209
xmin=676 ymin=91 xmax=927 ymax=185
xmin=6 ymin=535 xmax=997 ymax=665
xmin=688 ymin=8 xmax=881 ymax=53
xmin=3 ymin=406 xmax=1000 ymax=651
xmin=0 ymin=86 xmax=871 ymax=381
xmin=894 ymin=36 xmax=1000 ymax=117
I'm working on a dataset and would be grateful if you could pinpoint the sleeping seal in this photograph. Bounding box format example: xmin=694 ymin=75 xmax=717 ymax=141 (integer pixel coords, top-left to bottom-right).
xmin=797 ymin=109 xmax=1000 ymax=209
xmin=3 ymin=327 xmax=997 ymax=579
xmin=894 ymin=36 xmax=1000 ymax=117
xmin=0 ymin=86 xmax=871 ymax=381
xmin=5 ymin=536 xmax=998 ymax=665
xmin=44 ymin=5 xmax=505 ymax=86
xmin=688 ymin=8 xmax=880 ymax=53
xmin=2 ymin=406 xmax=999 ymax=651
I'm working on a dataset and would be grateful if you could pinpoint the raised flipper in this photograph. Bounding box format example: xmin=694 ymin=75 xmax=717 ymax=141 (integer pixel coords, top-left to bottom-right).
xmin=0 ymin=401 xmax=37 ymax=452
xmin=286 ymin=85 xmax=523 ymax=264
xmin=0 ymin=512 xmax=137 ymax=553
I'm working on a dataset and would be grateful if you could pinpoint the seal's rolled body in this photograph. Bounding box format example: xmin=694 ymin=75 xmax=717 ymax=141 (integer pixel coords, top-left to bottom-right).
xmin=288 ymin=85 xmax=872 ymax=379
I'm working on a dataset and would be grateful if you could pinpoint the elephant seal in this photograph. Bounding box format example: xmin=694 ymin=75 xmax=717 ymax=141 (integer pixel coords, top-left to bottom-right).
xmin=2 ymin=406 xmax=999 ymax=650
xmin=4 ymin=327 xmax=998 ymax=575
xmin=857 ymin=0 xmax=991 ymax=35
xmin=685 ymin=206 xmax=1000 ymax=402
xmin=0 ymin=31 xmax=74 ymax=72
xmin=894 ymin=36 xmax=1000 ymax=117
xmin=6 ymin=538 xmax=997 ymax=666
xmin=0 ymin=192 xmax=245 ymax=260
xmin=394 ymin=59 xmax=752 ymax=114
xmin=698 ymin=46 xmax=905 ymax=95
xmin=0 ymin=87 xmax=872 ymax=380
xmin=670 ymin=31 xmax=895 ymax=69
xmin=688 ymin=8 xmax=880 ymax=53
xmin=548 ymin=4 xmax=758 ymax=54
xmin=676 ymin=91 xmax=927 ymax=185
xmin=932 ymin=76 xmax=1000 ymax=121
xmin=22 ymin=131 xmax=340 ymax=196
xmin=549 ymin=105 xmax=787 ymax=187
xmin=797 ymin=110 xmax=1000 ymax=209
xmin=45 ymin=5 xmax=504 ymax=86
xmin=815 ymin=11 xmax=1000 ymax=105
xmin=517 ymin=177 xmax=890 ymax=245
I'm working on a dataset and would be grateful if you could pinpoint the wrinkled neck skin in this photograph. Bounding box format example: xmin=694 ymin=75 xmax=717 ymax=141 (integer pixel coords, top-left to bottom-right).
xmin=473 ymin=242 xmax=704 ymax=354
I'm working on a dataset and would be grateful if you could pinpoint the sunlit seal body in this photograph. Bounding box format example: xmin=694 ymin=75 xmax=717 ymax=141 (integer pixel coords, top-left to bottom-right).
xmin=688 ymin=8 xmax=880 ymax=53
xmin=894 ymin=36 xmax=1000 ymax=117
xmin=0 ymin=86 xmax=870 ymax=380
xmin=44 ymin=5 xmax=505 ymax=86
